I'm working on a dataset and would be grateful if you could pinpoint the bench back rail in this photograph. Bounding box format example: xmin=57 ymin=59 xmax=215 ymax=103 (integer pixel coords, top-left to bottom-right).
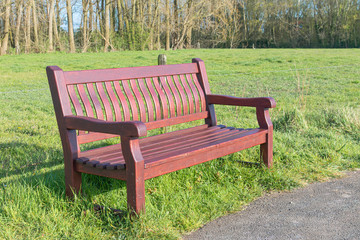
xmin=51 ymin=62 xmax=211 ymax=144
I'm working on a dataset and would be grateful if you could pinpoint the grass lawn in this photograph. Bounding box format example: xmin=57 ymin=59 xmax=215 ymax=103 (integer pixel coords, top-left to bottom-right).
xmin=0 ymin=49 xmax=359 ymax=239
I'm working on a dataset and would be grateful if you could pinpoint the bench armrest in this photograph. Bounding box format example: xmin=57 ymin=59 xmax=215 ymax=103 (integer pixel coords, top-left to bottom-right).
xmin=207 ymin=94 xmax=276 ymax=108
xmin=64 ymin=115 xmax=147 ymax=138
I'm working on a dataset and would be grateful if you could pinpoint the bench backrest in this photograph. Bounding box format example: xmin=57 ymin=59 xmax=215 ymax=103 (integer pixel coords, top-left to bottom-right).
xmin=47 ymin=58 xmax=211 ymax=144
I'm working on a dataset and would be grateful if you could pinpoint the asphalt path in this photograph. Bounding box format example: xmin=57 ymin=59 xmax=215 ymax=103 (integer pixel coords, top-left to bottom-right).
xmin=185 ymin=170 xmax=360 ymax=240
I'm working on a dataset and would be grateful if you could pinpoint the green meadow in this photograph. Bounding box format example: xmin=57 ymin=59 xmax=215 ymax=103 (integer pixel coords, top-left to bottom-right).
xmin=0 ymin=49 xmax=359 ymax=239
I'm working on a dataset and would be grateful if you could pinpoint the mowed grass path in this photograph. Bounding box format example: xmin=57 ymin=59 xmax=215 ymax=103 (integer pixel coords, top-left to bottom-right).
xmin=0 ymin=49 xmax=359 ymax=239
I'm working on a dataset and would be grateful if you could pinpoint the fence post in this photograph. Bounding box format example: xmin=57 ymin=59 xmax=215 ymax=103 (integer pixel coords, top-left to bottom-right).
xmin=157 ymin=54 xmax=167 ymax=133
xmin=158 ymin=54 xmax=167 ymax=65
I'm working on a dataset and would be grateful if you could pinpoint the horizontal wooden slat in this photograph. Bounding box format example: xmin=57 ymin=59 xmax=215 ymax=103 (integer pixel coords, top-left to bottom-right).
xmin=64 ymin=63 xmax=199 ymax=84
xmin=145 ymin=128 xmax=265 ymax=168
xmin=145 ymin=111 xmax=208 ymax=130
xmin=75 ymin=125 xmax=267 ymax=172
xmin=76 ymin=112 xmax=208 ymax=144
xmin=144 ymin=132 xmax=266 ymax=180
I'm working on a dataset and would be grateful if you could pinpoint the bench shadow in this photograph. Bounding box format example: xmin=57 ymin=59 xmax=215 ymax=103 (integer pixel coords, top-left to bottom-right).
xmin=0 ymin=141 xmax=64 ymax=178
xmin=1 ymin=141 xmax=129 ymax=216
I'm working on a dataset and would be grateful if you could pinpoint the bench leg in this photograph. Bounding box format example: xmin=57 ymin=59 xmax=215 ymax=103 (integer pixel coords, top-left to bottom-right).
xmin=260 ymin=132 xmax=273 ymax=168
xmin=126 ymin=170 xmax=145 ymax=215
xmin=122 ymin=137 xmax=145 ymax=215
xmin=64 ymin=161 xmax=82 ymax=197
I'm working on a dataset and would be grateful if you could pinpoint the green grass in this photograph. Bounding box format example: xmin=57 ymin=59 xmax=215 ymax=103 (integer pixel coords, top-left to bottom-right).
xmin=0 ymin=49 xmax=359 ymax=239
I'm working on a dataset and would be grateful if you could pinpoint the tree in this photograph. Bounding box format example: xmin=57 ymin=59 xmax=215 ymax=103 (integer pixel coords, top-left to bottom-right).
xmin=0 ymin=0 xmax=11 ymax=55
xmin=66 ymin=0 xmax=76 ymax=53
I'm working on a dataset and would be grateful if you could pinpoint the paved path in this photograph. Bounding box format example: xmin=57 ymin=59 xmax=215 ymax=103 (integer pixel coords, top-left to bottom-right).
xmin=185 ymin=171 xmax=360 ymax=240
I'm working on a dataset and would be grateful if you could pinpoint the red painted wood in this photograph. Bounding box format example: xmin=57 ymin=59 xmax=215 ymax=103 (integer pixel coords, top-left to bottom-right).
xmin=130 ymin=79 xmax=147 ymax=122
xmin=105 ymin=82 xmax=122 ymax=121
xmin=122 ymin=80 xmax=139 ymax=121
xmin=185 ymin=74 xmax=200 ymax=112
xmin=166 ymin=76 xmax=182 ymax=116
xmin=67 ymin=85 xmax=84 ymax=116
xmin=77 ymin=132 xmax=118 ymax=144
xmin=192 ymin=73 xmax=206 ymax=112
xmin=145 ymin=77 xmax=161 ymax=120
xmin=121 ymin=136 xmax=145 ymax=214
xmin=113 ymin=81 xmax=130 ymax=121
xmin=64 ymin=63 xmax=199 ymax=84
xmin=192 ymin=58 xmax=216 ymax=126
xmin=159 ymin=76 xmax=176 ymax=117
xmin=179 ymin=74 xmax=194 ymax=114
xmin=87 ymin=83 xmax=104 ymax=120
xmin=145 ymin=112 xmax=208 ymax=130
xmin=173 ymin=75 xmax=188 ymax=115
xmin=207 ymin=94 xmax=276 ymax=108
xmin=47 ymin=59 xmax=276 ymax=215
xmin=153 ymin=77 xmax=169 ymax=119
xmin=96 ymin=82 xmax=113 ymax=121
xmin=75 ymin=162 xmax=126 ymax=180
xmin=138 ymin=78 xmax=155 ymax=121
xmin=47 ymin=66 xmax=82 ymax=197
xmin=143 ymin=133 xmax=266 ymax=180
xmin=146 ymin=129 xmax=266 ymax=169
xmin=77 ymin=84 xmax=94 ymax=118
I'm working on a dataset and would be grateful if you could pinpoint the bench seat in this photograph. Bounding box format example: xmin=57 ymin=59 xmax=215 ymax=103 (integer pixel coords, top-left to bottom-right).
xmin=75 ymin=125 xmax=267 ymax=180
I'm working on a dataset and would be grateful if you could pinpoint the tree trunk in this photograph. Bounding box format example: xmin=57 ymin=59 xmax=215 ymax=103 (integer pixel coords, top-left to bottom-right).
xmin=48 ymin=0 xmax=55 ymax=52
xmin=157 ymin=0 xmax=161 ymax=50
xmin=31 ymin=0 xmax=39 ymax=50
xmin=25 ymin=2 xmax=32 ymax=53
xmin=82 ymin=0 xmax=89 ymax=52
xmin=165 ymin=0 xmax=170 ymax=50
xmin=1 ymin=0 xmax=11 ymax=55
xmin=89 ymin=0 xmax=94 ymax=32
xmin=14 ymin=0 xmax=23 ymax=55
xmin=116 ymin=0 xmax=123 ymax=32
xmin=185 ymin=0 xmax=193 ymax=49
xmin=104 ymin=0 xmax=110 ymax=52
xmin=148 ymin=1 xmax=153 ymax=50
xmin=66 ymin=0 xmax=76 ymax=53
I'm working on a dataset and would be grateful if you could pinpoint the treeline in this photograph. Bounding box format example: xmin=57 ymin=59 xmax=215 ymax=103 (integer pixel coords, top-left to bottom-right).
xmin=0 ymin=0 xmax=360 ymax=55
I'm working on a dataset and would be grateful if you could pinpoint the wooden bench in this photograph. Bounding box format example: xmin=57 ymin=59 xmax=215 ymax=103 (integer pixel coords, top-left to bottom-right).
xmin=46 ymin=58 xmax=276 ymax=214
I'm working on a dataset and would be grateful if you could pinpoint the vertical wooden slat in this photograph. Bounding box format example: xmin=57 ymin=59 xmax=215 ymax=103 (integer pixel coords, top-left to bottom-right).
xmin=145 ymin=78 xmax=161 ymax=121
xmin=166 ymin=76 xmax=182 ymax=116
xmin=179 ymin=74 xmax=194 ymax=114
xmin=192 ymin=58 xmax=217 ymax=126
xmin=153 ymin=77 xmax=169 ymax=119
xmin=105 ymin=82 xmax=122 ymax=122
xmin=67 ymin=85 xmax=84 ymax=116
xmin=130 ymin=79 xmax=147 ymax=122
xmin=192 ymin=73 xmax=206 ymax=112
xmin=96 ymin=82 xmax=113 ymax=121
xmin=77 ymin=84 xmax=94 ymax=118
xmin=67 ymin=85 xmax=86 ymax=135
xmin=87 ymin=83 xmax=104 ymax=120
xmin=122 ymin=80 xmax=139 ymax=120
xmin=173 ymin=75 xmax=188 ymax=116
xmin=159 ymin=76 xmax=176 ymax=117
xmin=114 ymin=81 xmax=130 ymax=121
xmin=186 ymin=74 xmax=200 ymax=113
xmin=138 ymin=78 xmax=155 ymax=122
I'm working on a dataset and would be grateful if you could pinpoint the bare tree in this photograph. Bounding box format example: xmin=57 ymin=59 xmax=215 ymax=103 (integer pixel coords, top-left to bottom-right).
xmin=66 ymin=0 xmax=76 ymax=53
xmin=25 ymin=1 xmax=32 ymax=53
xmin=165 ymin=0 xmax=170 ymax=50
xmin=0 ymin=0 xmax=11 ymax=55
xmin=48 ymin=0 xmax=55 ymax=52
xmin=31 ymin=0 xmax=39 ymax=51
xmin=104 ymin=0 xmax=110 ymax=52
xmin=14 ymin=0 xmax=23 ymax=54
